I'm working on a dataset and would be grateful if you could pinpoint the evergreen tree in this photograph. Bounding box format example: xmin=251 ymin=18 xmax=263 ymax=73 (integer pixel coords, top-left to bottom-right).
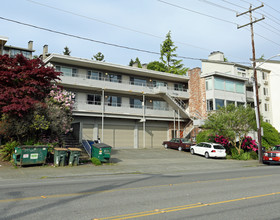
xmin=63 ymin=46 xmax=71 ymax=56
xmin=128 ymin=57 xmax=142 ymax=68
xmin=160 ymin=31 xmax=188 ymax=75
xmin=93 ymin=52 xmax=105 ymax=61
xmin=129 ymin=59 xmax=134 ymax=66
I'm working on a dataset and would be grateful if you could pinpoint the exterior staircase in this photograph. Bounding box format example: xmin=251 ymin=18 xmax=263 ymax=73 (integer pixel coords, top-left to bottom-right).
xmin=62 ymin=132 xmax=91 ymax=161
xmin=159 ymin=92 xmax=190 ymax=118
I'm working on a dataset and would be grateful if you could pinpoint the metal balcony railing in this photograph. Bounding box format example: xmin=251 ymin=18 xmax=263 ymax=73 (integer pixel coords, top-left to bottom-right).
xmin=60 ymin=73 xmax=188 ymax=93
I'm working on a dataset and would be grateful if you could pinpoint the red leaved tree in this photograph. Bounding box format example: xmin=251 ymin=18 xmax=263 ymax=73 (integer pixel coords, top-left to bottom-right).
xmin=0 ymin=54 xmax=60 ymax=117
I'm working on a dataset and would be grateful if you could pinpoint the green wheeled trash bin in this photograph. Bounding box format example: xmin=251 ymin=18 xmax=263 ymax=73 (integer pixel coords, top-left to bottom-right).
xmin=13 ymin=145 xmax=48 ymax=166
xmin=91 ymin=143 xmax=112 ymax=162
xmin=68 ymin=148 xmax=82 ymax=166
xmin=54 ymin=148 xmax=68 ymax=166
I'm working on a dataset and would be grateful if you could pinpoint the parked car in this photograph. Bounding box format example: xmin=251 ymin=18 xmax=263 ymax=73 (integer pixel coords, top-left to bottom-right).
xmin=162 ymin=138 xmax=193 ymax=151
xmin=263 ymin=145 xmax=280 ymax=165
xmin=190 ymin=142 xmax=226 ymax=159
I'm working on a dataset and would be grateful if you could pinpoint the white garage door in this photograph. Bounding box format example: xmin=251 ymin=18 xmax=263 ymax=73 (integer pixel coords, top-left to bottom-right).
xmin=99 ymin=125 xmax=134 ymax=148
xmin=139 ymin=126 xmax=167 ymax=149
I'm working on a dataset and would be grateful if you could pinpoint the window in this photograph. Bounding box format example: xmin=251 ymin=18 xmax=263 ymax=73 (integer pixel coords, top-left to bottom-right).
xmin=237 ymin=102 xmax=245 ymax=106
xmin=174 ymin=83 xmax=184 ymax=91
xmin=262 ymin=72 xmax=267 ymax=80
xmin=207 ymin=99 xmax=213 ymax=111
xmin=56 ymin=66 xmax=78 ymax=77
xmin=214 ymin=78 xmax=224 ymax=90
xmin=130 ymin=98 xmax=142 ymax=108
xmin=215 ymin=99 xmax=224 ymax=109
xmin=105 ymin=96 xmax=121 ymax=107
xmin=87 ymin=94 xmax=101 ymax=105
xmin=105 ymin=73 xmax=122 ymax=83
xmin=153 ymin=80 xmax=167 ymax=87
xmin=265 ymin=103 xmax=269 ymax=111
xmin=153 ymin=101 xmax=168 ymax=110
xmin=236 ymin=82 xmax=245 ymax=94
xmin=130 ymin=77 xmax=146 ymax=86
xmin=87 ymin=70 xmax=100 ymax=80
xmin=226 ymin=100 xmax=235 ymax=106
xmin=205 ymin=78 xmax=212 ymax=90
xmin=263 ymin=87 xmax=269 ymax=96
xmin=225 ymin=80 xmax=235 ymax=92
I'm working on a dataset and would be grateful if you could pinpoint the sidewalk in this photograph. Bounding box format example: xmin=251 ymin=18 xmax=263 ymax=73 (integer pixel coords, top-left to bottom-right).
xmin=0 ymin=149 xmax=262 ymax=180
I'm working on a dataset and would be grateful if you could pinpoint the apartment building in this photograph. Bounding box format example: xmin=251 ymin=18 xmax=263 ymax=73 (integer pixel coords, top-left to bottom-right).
xmin=255 ymin=59 xmax=280 ymax=131
xmin=0 ymin=36 xmax=34 ymax=59
xmin=200 ymin=51 xmax=272 ymax=124
xmin=43 ymin=46 xmax=195 ymax=149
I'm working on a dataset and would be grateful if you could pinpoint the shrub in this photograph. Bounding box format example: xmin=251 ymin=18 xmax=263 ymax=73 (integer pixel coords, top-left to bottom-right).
xmin=241 ymin=136 xmax=258 ymax=152
xmin=231 ymin=148 xmax=244 ymax=160
xmin=196 ymin=130 xmax=213 ymax=143
xmin=239 ymin=152 xmax=251 ymax=160
xmin=91 ymin=157 xmax=101 ymax=166
xmin=0 ymin=141 xmax=19 ymax=161
xmin=250 ymin=151 xmax=258 ymax=160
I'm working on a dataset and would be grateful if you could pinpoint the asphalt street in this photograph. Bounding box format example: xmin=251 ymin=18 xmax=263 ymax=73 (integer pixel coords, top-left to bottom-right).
xmin=0 ymin=149 xmax=278 ymax=220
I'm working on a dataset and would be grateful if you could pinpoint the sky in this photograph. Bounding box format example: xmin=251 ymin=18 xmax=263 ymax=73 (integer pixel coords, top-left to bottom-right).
xmin=1 ymin=0 xmax=280 ymax=69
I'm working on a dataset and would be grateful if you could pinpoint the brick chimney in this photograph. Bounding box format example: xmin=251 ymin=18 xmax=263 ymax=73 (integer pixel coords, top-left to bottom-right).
xmin=188 ymin=67 xmax=207 ymax=119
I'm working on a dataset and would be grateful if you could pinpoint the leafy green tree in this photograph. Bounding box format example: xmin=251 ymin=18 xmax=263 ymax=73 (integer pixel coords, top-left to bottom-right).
xmin=203 ymin=104 xmax=256 ymax=154
xmin=63 ymin=46 xmax=71 ymax=55
xmin=147 ymin=61 xmax=167 ymax=72
xmin=93 ymin=52 xmax=105 ymax=61
xmin=160 ymin=31 xmax=188 ymax=75
xmin=261 ymin=122 xmax=280 ymax=149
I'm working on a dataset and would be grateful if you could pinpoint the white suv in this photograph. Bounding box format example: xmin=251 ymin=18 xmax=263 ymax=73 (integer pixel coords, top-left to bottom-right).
xmin=190 ymin=142 xmax=226 ymax=159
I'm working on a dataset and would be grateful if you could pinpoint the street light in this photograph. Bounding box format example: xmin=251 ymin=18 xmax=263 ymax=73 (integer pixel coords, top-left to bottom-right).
xmin=253 ymin=54 xmax=280 ymax=163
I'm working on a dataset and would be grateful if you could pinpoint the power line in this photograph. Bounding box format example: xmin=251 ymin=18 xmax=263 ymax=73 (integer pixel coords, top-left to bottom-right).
xmin=239 ymin=0 xmax=280 ymax=26
xmin=25 ymin=0 xmax=211 ymax=52
xmin=157 ymin=0 xmax=238 ymax=25
xmin=198 ymin=0 xmax=237 ymax=13
xmin=0 ymin=16 xmax=203 ymax=61
xmin=256 ymin=0 xmax=280 ymax=15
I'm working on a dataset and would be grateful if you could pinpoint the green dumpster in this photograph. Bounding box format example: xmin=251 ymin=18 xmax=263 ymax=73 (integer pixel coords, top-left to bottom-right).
xmin=91 ymin=143 xmax=112 ymax=162
xmin=68 ymin=148 xmax=82 ymax=166
xmin=54 ymin=148 xmax=68 ymax=166
xmin=13 ymin=145 xmax=48 ymax=166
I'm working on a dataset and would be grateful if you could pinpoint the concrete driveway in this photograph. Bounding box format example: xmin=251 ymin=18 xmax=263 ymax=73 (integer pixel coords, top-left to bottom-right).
xmin=0 ymin=148 xmax=261 ymax=180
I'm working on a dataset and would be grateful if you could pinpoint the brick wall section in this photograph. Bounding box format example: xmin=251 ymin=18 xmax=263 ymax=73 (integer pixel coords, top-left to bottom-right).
xmin=188 ymin=67 xmax=207 ymax=119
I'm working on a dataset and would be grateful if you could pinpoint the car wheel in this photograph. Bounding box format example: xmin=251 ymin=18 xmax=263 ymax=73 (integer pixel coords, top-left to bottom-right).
xmin=205 ymin=152 xmax=209 ymax=159
xmin=164 ymin=144 xmax=168 ymax=149
xmin=190 ymin=148 xmax=194 ymax=155
xmin=178 ymin=146 xmax=182 ymax=151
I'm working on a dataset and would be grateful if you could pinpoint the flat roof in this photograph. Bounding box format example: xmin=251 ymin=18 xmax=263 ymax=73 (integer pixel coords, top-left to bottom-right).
xmin=44 ymin=54 xmax=190 ymax=82
xmin=201 ymin=71 xmax=248 ymax=81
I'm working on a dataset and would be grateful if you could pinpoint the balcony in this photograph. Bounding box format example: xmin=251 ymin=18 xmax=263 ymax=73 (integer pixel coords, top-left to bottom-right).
xmin=246 ymin=91 xmax=254 ymax=102
xmin=73 ymin=101 xmax=176 ymax=119
xmin=60 ymin=74 xmax=189 ymax=99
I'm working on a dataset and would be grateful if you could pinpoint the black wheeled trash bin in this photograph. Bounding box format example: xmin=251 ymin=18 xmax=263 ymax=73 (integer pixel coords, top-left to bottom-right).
xmin=13 ymin=145 xmax=48 ymax=166
xmin=54 ymin=148 xmax=68 ymax=166
xmin=91 ymin=143 xmax=112 ymax=162
xmin=68 ymin=148 xmax=82 ymax=166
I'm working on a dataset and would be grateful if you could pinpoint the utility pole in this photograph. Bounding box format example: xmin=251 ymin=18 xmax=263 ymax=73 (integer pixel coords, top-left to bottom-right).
xmin=237 ymin=4 xmax=264 ymax=164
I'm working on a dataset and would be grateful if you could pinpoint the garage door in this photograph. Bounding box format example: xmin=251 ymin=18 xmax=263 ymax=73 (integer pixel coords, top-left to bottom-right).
xmin=82 ymin=124 xmax=94 ymax=140
xmin=99 ymin=125 xmax=134 ymax=148
xmin=139 ymin=126 xmax=168 ymax=149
